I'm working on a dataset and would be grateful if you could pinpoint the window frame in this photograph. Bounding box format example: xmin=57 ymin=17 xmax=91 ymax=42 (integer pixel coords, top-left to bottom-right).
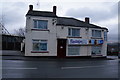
xmin=92 ymin=29 xmax=102 ymax=38
xmin=104 ymin=31 xmax=107 ymax=41
xmin=67 ymin=45 xmax=80 ymax=56
xmin=92 ymin=46 xmax=102 ymax=55
xmin=68 ymin=28 xmax=80 ymax=37
xmin=33 ymin=20 xmax=48 ymax=30
xmin=32 ymin=39 xmax=48 ymax=52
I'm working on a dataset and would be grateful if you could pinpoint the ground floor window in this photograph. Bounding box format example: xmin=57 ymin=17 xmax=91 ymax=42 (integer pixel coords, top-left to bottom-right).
xmin=92 ymin=46 xmax=102 ymax=55
xmin=32 ymin=40 xmax=47 ymax=51
xmin=68 ymin=46 xmax=80 ymax=55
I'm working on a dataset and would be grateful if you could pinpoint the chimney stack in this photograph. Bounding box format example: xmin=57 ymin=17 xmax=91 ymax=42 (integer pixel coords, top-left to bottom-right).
xmin=53 ymin=6 xmax=57 ymax=15
xmin=29 ymin=5 xmax=33 ymax=11
xmin=85 ymin=17 xmax=90 ymax=24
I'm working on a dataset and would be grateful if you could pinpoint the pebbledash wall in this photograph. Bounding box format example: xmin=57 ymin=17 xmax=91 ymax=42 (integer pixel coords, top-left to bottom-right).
xmin=25 ymin=5 xmax=108 ymax=58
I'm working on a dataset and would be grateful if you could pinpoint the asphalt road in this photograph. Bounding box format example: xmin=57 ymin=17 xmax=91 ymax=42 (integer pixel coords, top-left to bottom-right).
xmin=1 ymin=50 xmax=119 ymax=79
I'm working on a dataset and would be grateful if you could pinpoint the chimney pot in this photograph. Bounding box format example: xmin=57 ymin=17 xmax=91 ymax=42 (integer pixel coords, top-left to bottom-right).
xmin=29 ymin=5 xmax=33 ymax=11
xmin=53 ymin=6 xmax=57 ymax=15
xmin=85 ymin=17 xmax=90 ymax=24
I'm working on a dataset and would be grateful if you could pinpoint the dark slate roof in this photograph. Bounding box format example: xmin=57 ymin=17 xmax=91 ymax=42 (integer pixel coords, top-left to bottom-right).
xmin=26 ymin=10 xmax=108 ymax=30
xmin=26 ymin=10 xmax=57 ymax=17
xmin=57 ymin=17 xmax=108 ymax=30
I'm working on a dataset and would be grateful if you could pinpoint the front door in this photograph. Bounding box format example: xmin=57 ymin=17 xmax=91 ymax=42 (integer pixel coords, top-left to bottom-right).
xmin=57 ymin=39 xmax=67 ymax=58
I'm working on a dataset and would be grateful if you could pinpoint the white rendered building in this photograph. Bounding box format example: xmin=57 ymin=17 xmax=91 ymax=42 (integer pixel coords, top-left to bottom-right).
xmin=25 ymin=5 xmax=108 ymax=58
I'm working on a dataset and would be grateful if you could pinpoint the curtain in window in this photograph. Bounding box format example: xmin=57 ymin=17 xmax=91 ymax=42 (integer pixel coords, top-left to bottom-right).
xmin=33 ymin=41 xmax=39 ymax=51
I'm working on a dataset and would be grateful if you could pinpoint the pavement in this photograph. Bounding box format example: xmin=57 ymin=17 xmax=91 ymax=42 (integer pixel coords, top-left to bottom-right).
xmin=2 ymin=50 xmax=118 ymax=61
xmin=1 ymin=50 xmax=119 ymax=79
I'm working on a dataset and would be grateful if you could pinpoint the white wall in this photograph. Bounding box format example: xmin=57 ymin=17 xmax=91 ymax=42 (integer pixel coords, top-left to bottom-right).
xmin=25 ymin=16 xmax=108 ymax=57
xmin=25 ymin=16 xmax=57 ymax=56
xmin=56 ymin=26 xmax=107 ymax=57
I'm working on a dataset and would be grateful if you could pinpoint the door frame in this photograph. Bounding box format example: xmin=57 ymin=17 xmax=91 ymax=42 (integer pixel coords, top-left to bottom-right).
xmin=57 ymin=39 xmax=67 ymax=58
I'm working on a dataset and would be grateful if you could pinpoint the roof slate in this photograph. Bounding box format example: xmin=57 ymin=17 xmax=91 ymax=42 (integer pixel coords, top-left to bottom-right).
xmin=57 ymin=17 xmax=108 ymax=30
xmin=26 ymin=10 xmax=108 ymax=30
xmin=26 ymin=10 xmax=57 ymax=17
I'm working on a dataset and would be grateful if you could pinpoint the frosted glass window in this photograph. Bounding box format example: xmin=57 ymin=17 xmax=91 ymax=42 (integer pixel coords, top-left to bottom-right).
xmin=68 ymin=46 xmax=80 ymax=55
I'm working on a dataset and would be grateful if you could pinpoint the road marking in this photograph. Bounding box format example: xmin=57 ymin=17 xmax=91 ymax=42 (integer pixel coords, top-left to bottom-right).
xmin=3 ymin=67 xmax=37 ymax=70
xmin=61 ymin=65 xmax=105 ymax=69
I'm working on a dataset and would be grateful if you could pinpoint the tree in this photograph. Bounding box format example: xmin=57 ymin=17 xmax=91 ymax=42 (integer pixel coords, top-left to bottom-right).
xmin=14 ymin=27 xmax=25 ymax=37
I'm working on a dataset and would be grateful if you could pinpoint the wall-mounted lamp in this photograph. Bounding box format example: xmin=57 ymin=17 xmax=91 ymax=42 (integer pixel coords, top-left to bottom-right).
xmin=52 ymin=18 xmax=57 ymax=25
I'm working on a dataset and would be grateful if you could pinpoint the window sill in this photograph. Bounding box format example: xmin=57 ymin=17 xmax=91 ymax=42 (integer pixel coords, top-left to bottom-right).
xmin=31 ymin=29 xmax=49 ymax=31
xmin=31 ymin=51 xmax=49 ymax=53
xmin=91 ymin=37 xmax=103 ymax=39
xmin=67 ymin=36 xmax=82 ymax=38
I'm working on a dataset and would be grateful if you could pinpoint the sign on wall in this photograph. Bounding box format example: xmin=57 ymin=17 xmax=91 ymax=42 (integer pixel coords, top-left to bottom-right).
xmin=68 ymin=38 xmax=104 ymax=45
xmin=68 ymin=39 xmax=88 ymax=45
xmin=90 ymin=39 xmax=103 ymax=45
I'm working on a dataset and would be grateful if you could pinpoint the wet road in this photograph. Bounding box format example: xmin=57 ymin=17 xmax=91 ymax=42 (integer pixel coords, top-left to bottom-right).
xmin=2 ymin=51 xmax=119 ymax=78
xmin=3 ymin=58 xmax=118 ymax=78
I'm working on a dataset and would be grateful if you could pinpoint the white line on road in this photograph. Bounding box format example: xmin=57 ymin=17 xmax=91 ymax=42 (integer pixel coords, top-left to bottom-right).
xmin=2 ymin=67 xmax=38 ymax=70
xmin=61 ymin=65 xmax=105 ymax=69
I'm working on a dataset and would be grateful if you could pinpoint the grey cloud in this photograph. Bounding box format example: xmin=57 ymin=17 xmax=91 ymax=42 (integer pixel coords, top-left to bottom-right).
xmin=108 ymin=34 xmax=118 ymax=42
xmin=65 ymin=3 xmax=118 ymax=42
xmin=65 ymin=3 xmax=118 ymax=22
xmin=106 ymin=24 xmax=118 ymax=42
xmin=1 ymin=2 xmax=27 ymax=30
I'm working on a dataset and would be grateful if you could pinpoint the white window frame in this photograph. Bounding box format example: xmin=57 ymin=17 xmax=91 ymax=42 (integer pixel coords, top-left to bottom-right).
xmin=92 ymin=29 xmax=102 ymax=38
xmin=33 ymin=20 xmax=48 ymax=29
xmin=104 ymin=31 xmax=107 ymax=41
xmin=68 ymin=28 xmax=80 ymax=37
xmin=67 ymin=45 xmax=80 ymax=56
xmin=32 ymin=39 xmax=48 ymax=51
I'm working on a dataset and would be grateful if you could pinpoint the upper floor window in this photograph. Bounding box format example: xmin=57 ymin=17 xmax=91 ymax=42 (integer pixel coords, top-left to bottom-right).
xmin=104 ymin=32 xmax=107 ymax=41
xmin=68 ymin=28 xmax=80 ymax=37
xmin=92 ymin=30 xmax=101 ymax=38
xmin=34 ymin=20 xmax=48 ymax=29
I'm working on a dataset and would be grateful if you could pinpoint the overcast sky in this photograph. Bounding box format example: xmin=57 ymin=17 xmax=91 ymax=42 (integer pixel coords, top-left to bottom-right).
xmin=0 ymin=0 xmax=119 ymax=42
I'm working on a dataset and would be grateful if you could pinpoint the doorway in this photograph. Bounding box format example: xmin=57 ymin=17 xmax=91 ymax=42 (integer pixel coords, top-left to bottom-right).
xmin=57 ymin=39 xmax=67 ymax=58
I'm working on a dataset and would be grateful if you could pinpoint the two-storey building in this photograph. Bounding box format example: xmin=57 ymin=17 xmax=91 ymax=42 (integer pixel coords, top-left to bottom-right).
xmin=25 ymin=5 xmax=108 ymax=58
